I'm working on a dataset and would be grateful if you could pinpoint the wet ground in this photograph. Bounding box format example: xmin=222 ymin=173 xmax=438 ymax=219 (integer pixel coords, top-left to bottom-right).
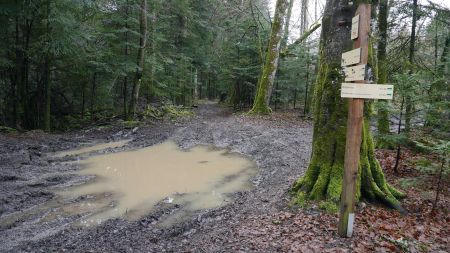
xmin=0 ymin=102 xmax=313 ymax=252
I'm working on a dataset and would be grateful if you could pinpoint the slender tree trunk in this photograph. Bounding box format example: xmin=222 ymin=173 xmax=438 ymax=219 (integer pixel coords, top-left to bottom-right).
xmin=293 ymin=89 xmax=297 ymax=109
xmin=393 ymin=97 xmax=404 ymax=174
xmin=90 ymin=72 xmax=96 ymax=120
xmin=291 ymin=0 xmax=405 ymax=211
xmin=122 ymin=1 xmax=129 ymax=119
xmin=274 ymin=80 xmax=279 ymax=110
xmin=43 ymin=0 xmax=51 ymax=132
xmin=13 ymin=9 xmax=20 ymax=128
xmin=300 ymin=0 xmax=309 ymax=34
xmin=81 ymin=83 xmax=85 ymax=119
xmin=199 ymin=72 xmax=203 ymax=100
xmin=148 ymin=7 xmax=156 ymax=103
xmin=129 ymin=0 xmax=148 ymax=119
xmin=376 ymin=0 xmax=390 ymax=136
xmin=249 ymin=0 xmax=289 ymax=114
xmin=281 ymin=0 xmax=295 ymax=50
xmin=193 ymin=68 xmax=198 ymax=105
xmin=303 ymin=47 xmax=310 ymax=116
xmin=405 ymin=0 xmax=418 ymax=132
xmin=434 ymin=17 xmax=438 ymax=73
xmin=432 ymin=157 xmax=446 ymax=213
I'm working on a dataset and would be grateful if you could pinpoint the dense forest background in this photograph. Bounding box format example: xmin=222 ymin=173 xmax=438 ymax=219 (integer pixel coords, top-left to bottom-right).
xmin=0 ymin=0 xmax=448 ymax=140
xmin=0 ymin=1 xmax=449 ymax=250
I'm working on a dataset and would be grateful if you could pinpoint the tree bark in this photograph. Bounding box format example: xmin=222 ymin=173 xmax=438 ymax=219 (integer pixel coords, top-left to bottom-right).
xmin=129 ymin=0 xmax=148 ymax=119
xmin=90 ymin=72 xmax=96 ymax=120
xmin=122 ymin=0 xmax=129 ymax=119
xmin=291 ymin=0 xmax=405 ymax=211
xmin=281 ymin=0 xmax=295 ymax=50
xmin=405 ymin=0 xmax=418 ymax=132
xmin=249 ymin=0 xmax=289 ymax=114
xmin=376 ymin=0 xmax=390 ymax=136
xmin=300 ymin=0 xmax=309 ymax=34
xmin=303 ymin=47 xmax=310 ymax=116
xmin=193 ymin=68 xmax=198 ymax=104
xmin=43 ymin=0 xmax=51 ymax=132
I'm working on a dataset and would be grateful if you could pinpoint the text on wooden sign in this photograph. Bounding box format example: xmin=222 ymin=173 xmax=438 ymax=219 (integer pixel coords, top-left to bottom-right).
xmin=341 ymin=48 xmax=361 ymax=66
xmin=341 ymin=83 xmax=394 ymax=99
xmin=343 ymin=64 xmax=366 ymax=81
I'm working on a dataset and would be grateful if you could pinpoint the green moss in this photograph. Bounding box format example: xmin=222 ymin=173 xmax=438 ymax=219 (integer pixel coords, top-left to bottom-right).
xmin=326 ymin=164 xmax=344 ymax=202
xmin=0 ymin=126 xmax=18 ymax=133
xmin=293 ymin=191 xmax=308 ymax=207
xmin=291 ymin=87 xmax=405 ymax=212
xmin=248 ymin=0 xmax=288 ymax=115
xmin=122 ymin=120 xmax=140 ymax=129
xmin=318 ymin=201 xmax=338 ymax=213
xmin=248 ymin=102 xmax=272 ymax=115
xmin=290 ymin=11 xmax=405 ymax=212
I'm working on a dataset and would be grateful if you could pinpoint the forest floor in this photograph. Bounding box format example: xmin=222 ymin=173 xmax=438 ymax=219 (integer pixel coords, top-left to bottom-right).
xmin=0 ymin=102 xmax=448 ymax=252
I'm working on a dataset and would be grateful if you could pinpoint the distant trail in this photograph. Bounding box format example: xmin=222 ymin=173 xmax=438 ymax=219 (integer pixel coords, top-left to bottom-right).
xmin=0 ymin=102 xmax=314 ymax=252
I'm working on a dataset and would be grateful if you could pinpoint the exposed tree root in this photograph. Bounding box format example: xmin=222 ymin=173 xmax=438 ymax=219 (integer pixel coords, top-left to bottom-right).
xmin=292 ymin=120 xmax=406 ymax=213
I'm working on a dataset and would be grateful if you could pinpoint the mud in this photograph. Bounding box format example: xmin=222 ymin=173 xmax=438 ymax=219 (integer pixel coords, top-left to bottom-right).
xmin=0 ymin=102 xmax=313 ymax=252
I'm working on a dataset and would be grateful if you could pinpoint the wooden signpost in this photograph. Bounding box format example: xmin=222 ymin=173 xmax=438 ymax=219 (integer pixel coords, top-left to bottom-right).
xmin=337 ymin=3 xmax=393 ymax=238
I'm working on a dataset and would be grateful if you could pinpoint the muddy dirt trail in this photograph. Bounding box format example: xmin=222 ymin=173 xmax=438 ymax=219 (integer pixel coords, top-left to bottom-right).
xmin=0 ymin=102 xmax=312 ymax=252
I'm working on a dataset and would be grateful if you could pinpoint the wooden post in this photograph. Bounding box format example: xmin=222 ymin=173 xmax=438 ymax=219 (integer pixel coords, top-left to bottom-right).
xmin=338 ymin=3 xmax=371 ymax=238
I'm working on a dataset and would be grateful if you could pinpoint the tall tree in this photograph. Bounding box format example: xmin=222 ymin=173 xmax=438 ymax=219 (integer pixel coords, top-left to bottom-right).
xmin=291 ymin=0 xmax=405 ymax=210
xmin=129 ymin=0 xmax=148 ymax=119
xmin=249 ymin=0 xmax=289 ymax=114
xmin=281 ymin=0 xmax=295 ymax=50
xmin=122 ymin=0 xmax=130 ymax=119
xmin=300 ymin=0 xmax=309 ymax=34
xmin=405 ymin=0 xmax=418 ymax=132
xmin=376 ymin=0 xmax=391 ymax=137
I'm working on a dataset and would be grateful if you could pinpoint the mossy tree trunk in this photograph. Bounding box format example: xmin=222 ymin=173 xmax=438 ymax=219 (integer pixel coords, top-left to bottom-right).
xmin=291 ymin=0 xmax=405 ymax=211
xmin=376 ymin=0 xmax=390 ymax=136
xmin=249 ymin=0 xmax=289 ymax=114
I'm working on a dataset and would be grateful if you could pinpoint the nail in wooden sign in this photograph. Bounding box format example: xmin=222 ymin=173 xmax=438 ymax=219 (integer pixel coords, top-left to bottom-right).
xmin=341 ymin=48 xmax=361 ymax=66
xmin=341 ymin=83 xmax=394 ymax=99
xmin=343 ymin=64 xmax=366 ymax=81
xmin=351 ymin=15 xmax=359 ymax=40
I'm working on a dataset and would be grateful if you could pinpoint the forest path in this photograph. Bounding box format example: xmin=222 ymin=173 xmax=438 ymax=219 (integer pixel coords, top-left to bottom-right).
xmin=0 ymin=102 xmax=313 ymax=252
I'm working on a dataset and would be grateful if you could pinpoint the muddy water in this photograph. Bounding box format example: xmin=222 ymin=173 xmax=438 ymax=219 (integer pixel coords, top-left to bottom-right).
xmin=54 ymin=139 xmax=131 ymax=157
xmin=60 ymin=140 xmax=257 ymax=226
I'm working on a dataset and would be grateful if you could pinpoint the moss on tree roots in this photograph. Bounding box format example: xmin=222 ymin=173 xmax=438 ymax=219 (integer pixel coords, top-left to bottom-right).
xmin=291 ymin=119 xmax=406 ymax=213
xmin=290 ymin=58 xmax=405 ymax=213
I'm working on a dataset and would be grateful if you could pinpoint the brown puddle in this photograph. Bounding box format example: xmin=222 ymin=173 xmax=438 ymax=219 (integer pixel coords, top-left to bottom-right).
xmin=54 ymin=139 xmax=131 ymax=158
xmin=59 ymin=140 xmax=257 ymax=226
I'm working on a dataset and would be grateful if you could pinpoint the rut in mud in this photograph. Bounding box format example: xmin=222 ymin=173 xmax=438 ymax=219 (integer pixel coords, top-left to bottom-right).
xmin=0 ymin=103 xmax=313 ymax=252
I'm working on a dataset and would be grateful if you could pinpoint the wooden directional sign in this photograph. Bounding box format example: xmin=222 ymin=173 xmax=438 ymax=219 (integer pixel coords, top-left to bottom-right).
xmin=341 ymin=48 xmax=361 ymax=66
xmin=351 ymin=15 xmax=360 ymax=40
xmin=343 ymin=64 xmax=366 ymax=81
xmin=341 ymin=83 xmax=394 ymax=99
